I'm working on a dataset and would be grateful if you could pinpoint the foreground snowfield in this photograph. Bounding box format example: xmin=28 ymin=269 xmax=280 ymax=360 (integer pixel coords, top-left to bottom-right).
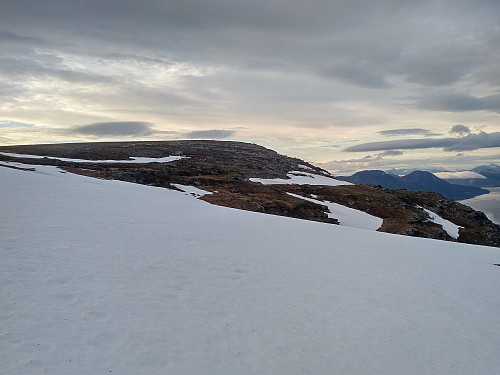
xmin=1 ymin=166 xmax=499 ymax=375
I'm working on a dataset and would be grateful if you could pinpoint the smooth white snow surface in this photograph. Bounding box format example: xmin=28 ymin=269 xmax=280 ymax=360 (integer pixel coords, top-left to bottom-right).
xmin=421 ymin=207 xmax=462 ymax=239
xmin=288 ymin=193 xmax=383 ymax=231
xmin=1 ymin=165 xmax=500 ymax=375
xmin=250 ymin=171 xmax=351 ymax=186
xmin=0 ymin=151 xmax=185 ymax=163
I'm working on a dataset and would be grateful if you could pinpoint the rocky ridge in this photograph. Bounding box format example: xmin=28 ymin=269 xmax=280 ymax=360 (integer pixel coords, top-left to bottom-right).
xmin=1 ymin=140 xmax=499 ymax=247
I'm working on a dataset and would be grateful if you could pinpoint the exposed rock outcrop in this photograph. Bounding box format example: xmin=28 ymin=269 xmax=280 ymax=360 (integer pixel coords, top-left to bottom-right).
xmin=1 ymin=141 xmax=499 ymax=247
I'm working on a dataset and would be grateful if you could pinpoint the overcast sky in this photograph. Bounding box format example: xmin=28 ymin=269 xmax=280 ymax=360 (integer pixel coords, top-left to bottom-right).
xmin=1 ymin=0 xmax=499 ymax=173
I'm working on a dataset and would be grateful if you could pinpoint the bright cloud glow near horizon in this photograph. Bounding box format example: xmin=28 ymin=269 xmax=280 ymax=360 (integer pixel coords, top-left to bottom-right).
xmin=1 ymin=1 xmax=499 ymax=174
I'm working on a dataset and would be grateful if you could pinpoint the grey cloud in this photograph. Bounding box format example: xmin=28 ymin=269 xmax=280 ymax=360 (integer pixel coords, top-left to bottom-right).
xmin=318 ymin=64 xmax=391 ymax=89
xmin=0 ymin=30 xmax=47 ymax=46
xmin=0 ymin=57 xmax=111 ymax=83
xmin=185 ymin=129 xmax=235 ymax=139
xmin=405 ymin=64 xmax=468 ymax=86
xmin=378 ymin=128 xmax=439 ymax=137
xmin=447 ymin=132 xmax=500 ymax=152
xmin=401 ymin=44 xmax=479 ymax=86
xmin=70 ymin=122 xmax=154 ymax=137
xmin=345 ymin=132 xmax=500 ymax=152
xmin=3 ymin=1 xmax=497 ymax=88
xmin=417 ymin=93 xmax=500 ymax=112
xmin=370 ymin=150 xmax=404 ymax=161
xmin=339 ymin=149 xmax=404 ymax=163
xmin=100 ymin=52 xmax=175 ymax=67
xmin=450 ymin=124 xmax=471 ymax=135
xmin=380 ymin=150 xmax=404 ymax=156
xmin=320 ymin=148 xmax=404 ymax=166
xmin=345 ymin=138 xmax=445 ymax=152
xmin=0 ymin=121 xmax=35 ymax=128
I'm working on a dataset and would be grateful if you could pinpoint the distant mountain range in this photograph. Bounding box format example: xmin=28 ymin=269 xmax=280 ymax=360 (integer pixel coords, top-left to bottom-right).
xmin=338 ymin=170 xmax=489 ymax=200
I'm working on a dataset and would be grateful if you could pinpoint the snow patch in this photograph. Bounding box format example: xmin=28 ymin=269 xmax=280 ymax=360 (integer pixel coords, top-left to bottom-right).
xmin=0 ymin=152 xmax=185 ymax=164
xmin=250 ymin=171 xmax=350 ymax=186
xmin=298 ymin=164 xmax=314 ymax=171
xmin=421 ymin=207 xmax=462 ymax=239
xmin=288 ymin=193 xmax=383 ymax=230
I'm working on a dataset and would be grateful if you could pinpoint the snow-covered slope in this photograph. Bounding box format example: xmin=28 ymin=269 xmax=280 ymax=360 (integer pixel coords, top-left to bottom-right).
xmin=1 ymin=165 xmax=499 ymax=375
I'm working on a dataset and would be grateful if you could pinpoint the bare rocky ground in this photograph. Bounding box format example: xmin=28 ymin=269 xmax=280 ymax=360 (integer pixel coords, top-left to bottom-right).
xmin=1 ymin=140 xmax=499 ymax=247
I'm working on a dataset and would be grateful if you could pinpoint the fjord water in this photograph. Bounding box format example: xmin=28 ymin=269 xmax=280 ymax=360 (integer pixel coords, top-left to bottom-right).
xmin=461 ymin=187 xmax=500 ymax=225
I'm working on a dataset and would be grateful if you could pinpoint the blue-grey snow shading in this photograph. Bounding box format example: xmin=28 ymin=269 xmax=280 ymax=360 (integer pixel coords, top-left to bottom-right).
xmin=0 ymin=152 xmax=185 ymax=163
xmin=1 ymin=164 xmax=499 ymax=375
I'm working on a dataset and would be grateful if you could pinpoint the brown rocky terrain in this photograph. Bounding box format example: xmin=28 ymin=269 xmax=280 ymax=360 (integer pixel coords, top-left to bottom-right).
xmin=1 ymin=140 xmax=499 ymax=247
xmin=280 ymin=184 xmax=500 ymax=246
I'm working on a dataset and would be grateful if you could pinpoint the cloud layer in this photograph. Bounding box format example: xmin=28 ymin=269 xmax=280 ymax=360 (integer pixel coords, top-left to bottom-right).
xmin=70 ymin=122 xmax=154 ymax=137
xmin=417 ymin=94 xmax=500 ymax=113
xmin=434 ymin=171 xmax=486 ymax=180
xmin=185 ymin=129 xmax=235 ymax=139
xmin=378 ymin=128 xmax=439 ymax=137
xmin=345 ymin=132 xmax=500 ymax=153
xmin=0 ymin=0 xmax=499 ymax=172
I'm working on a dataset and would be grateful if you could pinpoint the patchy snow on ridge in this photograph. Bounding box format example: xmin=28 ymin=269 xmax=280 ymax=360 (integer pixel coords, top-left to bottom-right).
xmin=1 ymin=165 xmax=500 ymax=375
xmin=250 ymin=171 xmax=350 ymax=186
xmin=298 ymin=164 xmax=314 ymax=171
xmin=288 ymin=192 xmax=383 ymax=230
xmin=0 ymin=151 xmax=185 ymax=164
xmin=420 ymin=207 xmax=462 ymax=239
